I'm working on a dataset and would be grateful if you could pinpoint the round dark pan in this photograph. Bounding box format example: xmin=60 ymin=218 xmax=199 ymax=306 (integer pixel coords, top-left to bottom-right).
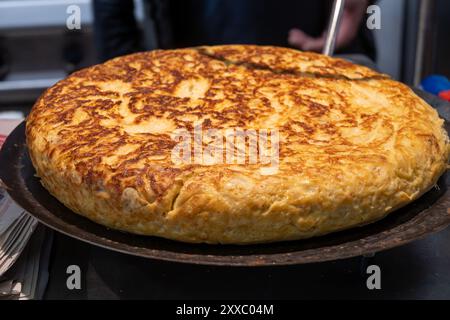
xmin=1 ymin=91 xmax=449 ymax=267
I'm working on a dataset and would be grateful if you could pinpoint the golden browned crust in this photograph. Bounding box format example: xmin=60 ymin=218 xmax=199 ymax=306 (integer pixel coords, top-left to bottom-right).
xmin=26 ymin=45 xmax=449 ymax=244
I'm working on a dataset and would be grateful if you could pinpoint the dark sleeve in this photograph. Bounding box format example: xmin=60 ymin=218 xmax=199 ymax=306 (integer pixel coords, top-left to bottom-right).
xmin=148 ymin=0 xmax=175 ymax=49
xmin=93 ymin=0 xmax=143 ymax=61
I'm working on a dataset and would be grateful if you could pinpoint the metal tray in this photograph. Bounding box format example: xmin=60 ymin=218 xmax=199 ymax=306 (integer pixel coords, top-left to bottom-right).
xmin=1 ymin=91 xmax=449 ymax=267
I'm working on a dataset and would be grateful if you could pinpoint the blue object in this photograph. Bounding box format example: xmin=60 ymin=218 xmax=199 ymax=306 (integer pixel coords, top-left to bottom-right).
xmin=421 ymin=75 xmax=450 ymax=96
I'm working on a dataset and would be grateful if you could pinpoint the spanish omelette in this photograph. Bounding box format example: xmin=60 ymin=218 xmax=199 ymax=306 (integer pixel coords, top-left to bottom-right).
xmin=26 ymin=45 xmax=449 ymax=244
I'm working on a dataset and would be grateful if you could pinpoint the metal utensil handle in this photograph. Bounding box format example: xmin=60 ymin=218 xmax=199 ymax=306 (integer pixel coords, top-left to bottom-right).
xmin=323 ymin=0 xmax=346 ymax=56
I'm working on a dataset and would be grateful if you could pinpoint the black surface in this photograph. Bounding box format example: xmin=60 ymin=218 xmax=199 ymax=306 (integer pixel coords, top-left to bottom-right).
xmin=44 ymin=228 xmax=450 ymax=299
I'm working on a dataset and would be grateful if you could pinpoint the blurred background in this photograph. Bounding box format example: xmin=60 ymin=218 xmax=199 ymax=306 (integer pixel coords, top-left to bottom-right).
xmin=0 ymin=0 xmax=449 ymax=114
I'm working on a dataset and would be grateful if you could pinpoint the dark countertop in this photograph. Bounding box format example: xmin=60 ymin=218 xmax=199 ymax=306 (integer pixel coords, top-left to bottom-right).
xmin=44 ymin=226 xmax=450 ymax=300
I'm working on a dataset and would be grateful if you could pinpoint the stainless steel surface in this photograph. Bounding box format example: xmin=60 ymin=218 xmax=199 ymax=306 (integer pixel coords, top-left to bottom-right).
xmin=0 ymin=27 xmax=96 ymax=105
xmin=323 ymin=0 xmax=345 ymax=56
xmin=0 ymin=73 xmax=63 ymax=92
xmin=413 ymin=0 xmax=436 ymax=86
xmin=0 ymin=70 xmax=66 ymax=105
xmin=0 ymin=0 xmax=93 ymax=30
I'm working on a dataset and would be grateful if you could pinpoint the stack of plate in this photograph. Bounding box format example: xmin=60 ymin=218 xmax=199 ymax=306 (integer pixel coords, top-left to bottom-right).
xmin=0 ymin=191 xmax=37 ymax=276
xmin=0 ymin=124 xmax=52 ymax=299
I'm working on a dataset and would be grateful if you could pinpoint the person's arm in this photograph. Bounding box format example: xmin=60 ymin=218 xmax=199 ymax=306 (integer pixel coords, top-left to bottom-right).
xmin=288 ymin=0 xmax=369 ymax=52
xmin=93 ymin=0 xmax=142 ymax=61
